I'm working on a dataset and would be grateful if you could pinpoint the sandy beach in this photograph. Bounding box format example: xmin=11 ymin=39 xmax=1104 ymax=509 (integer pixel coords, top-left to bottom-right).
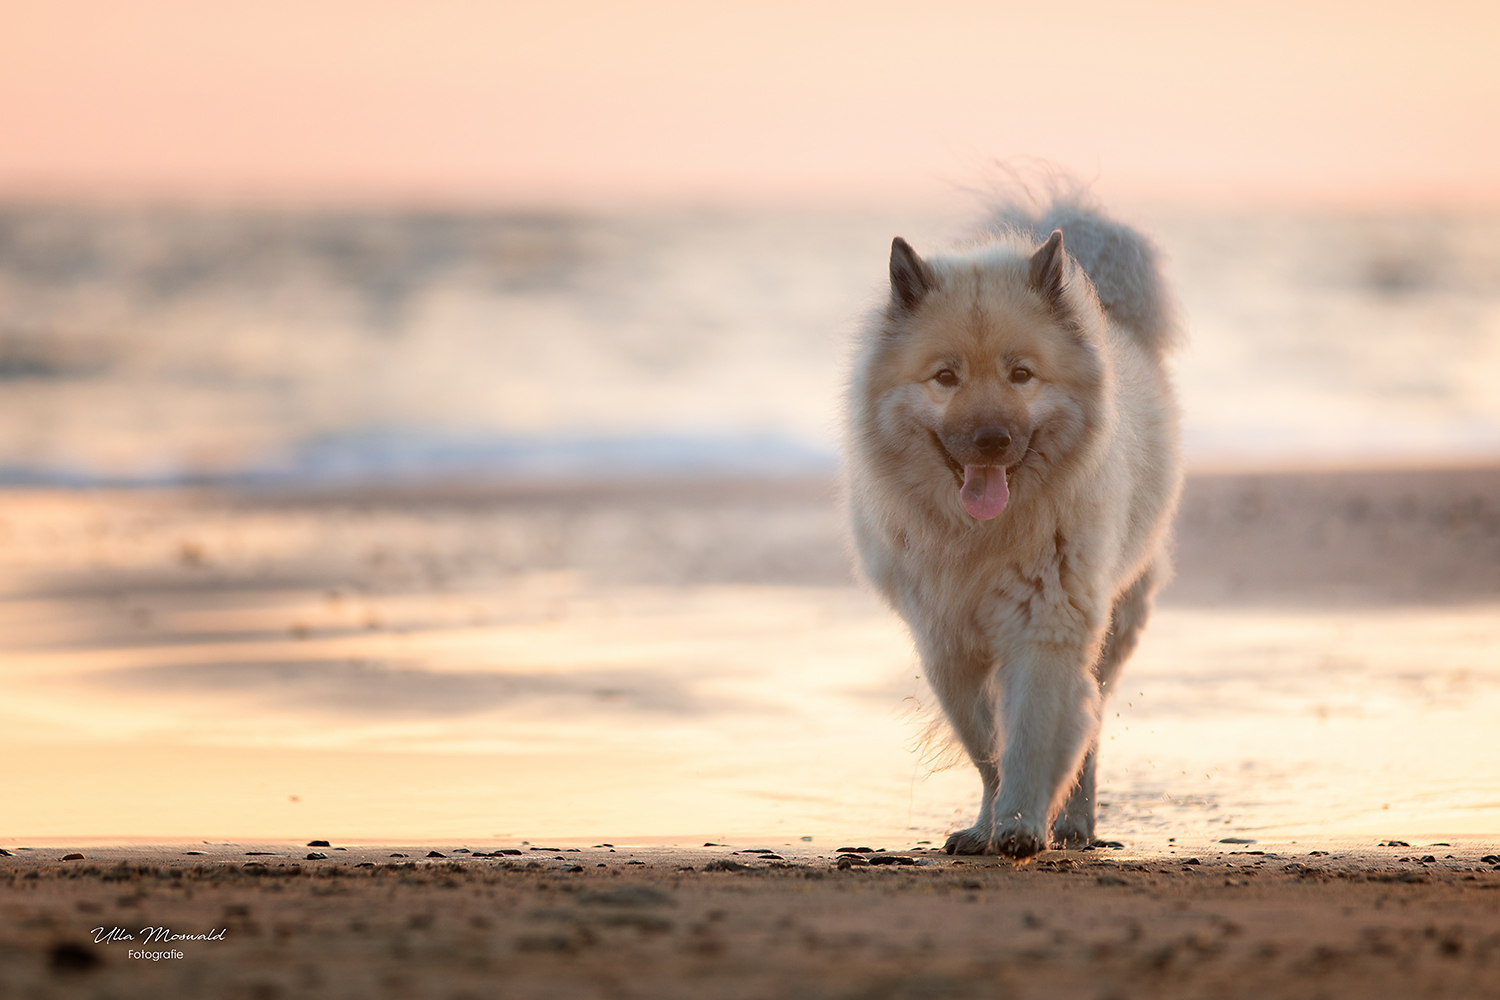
xmin=2 ymin=462 xmax=1499 ymax=993
xmin=5 ymin=841 xmax=1500 ymax=999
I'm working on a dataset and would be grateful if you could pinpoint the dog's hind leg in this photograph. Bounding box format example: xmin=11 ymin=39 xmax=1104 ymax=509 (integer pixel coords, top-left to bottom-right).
xmin=1051 ymin=565 xmax=1157 ymax=848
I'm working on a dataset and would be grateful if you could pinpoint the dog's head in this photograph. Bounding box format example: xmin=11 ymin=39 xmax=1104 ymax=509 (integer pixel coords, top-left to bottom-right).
xmin=858 ymin=230 xmax=1108 ymax=521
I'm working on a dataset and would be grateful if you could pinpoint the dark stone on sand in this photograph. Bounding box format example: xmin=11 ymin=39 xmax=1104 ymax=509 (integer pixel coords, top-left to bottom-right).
xmin=1218 ymin=838 xmax=1256 ymax=844
xmin=495 ymin=849 xmax=522 ymax=855
xmin=1184 ymin=858 xmax=1202 ymax=865
xmin=529 ymin=846 xmax=563 ymax=852
xmin=1373 ymin=871 xmax=1428 ymax=884
xmin=49 ymin=942 xmax=101 ymax=972
xmin=307 ymin=840 xmax=330 ymax=847
xmin=61 ymin=853 xmax=84 ymax=861
xmin=389 ymin=853 xmax=407 ymax=858
xmin=1481 ymin=855 xmax=1500 ymax=864
xmin=0 ymin=849 xmax=11 ymax=856
xmin=703 ymin=842 xmax=722 ymax=847
xmin=1420 ymin=855 xmax=1437 ymax=863
xmin=837 ymin=846 xmax=873 ymax=853
xmin=837 ymin=856 xmax=869 ymax=869
xmin=1090 ymin=840 xmax=1125 ymax=849
xmin=562 ymin=865 xmax=584 ymax=872
xmin=758 ymin=854 xmax=786 ymax=861
xmin=581 ymin=885 xmax=673 ymax=907
xmin=245 ymin=852 xmax=278 ymax=856
xmin=184 ymin=851 xmax=205 ymax=855
xmin=426 ymin=851 xmax=446 ymax=858
xmin=1381 ymin=840 xmax=1411 ymax=847
xmin=868 ymin=855 xmax=916 ymax=866
xmin=306 ymin=853 xmax=327 ymax=860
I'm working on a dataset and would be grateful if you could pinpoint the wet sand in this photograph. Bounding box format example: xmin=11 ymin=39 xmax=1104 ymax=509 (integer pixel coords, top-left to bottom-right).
xmin=3 ymin=464 xmax=1499 ymax=994
xmin=6 ymin=842 xmax=1500 ymax=999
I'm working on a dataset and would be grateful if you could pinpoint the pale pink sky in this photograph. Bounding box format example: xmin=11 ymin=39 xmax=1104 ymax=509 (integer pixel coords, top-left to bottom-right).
xmin=2 ymin=0 xmax=1497 ymax=207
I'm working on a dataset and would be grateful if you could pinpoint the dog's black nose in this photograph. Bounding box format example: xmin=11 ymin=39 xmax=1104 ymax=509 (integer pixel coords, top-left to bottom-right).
xmin=972 ymin=427 xmax=1011 ymax=455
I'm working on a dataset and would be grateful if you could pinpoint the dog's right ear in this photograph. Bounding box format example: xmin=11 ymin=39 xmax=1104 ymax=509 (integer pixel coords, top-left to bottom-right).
xmin=890 ymin=237 xmax=935 ymax=310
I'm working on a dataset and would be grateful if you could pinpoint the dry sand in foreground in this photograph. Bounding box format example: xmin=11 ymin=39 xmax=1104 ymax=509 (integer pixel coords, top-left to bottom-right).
xmin=5 ymin=845 xmax=1500 ymax=1000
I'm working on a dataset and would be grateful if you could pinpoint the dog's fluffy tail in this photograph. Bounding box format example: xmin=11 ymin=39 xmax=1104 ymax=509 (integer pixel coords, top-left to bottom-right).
xmin=980 ymin=195 xmax=1181 ymax=357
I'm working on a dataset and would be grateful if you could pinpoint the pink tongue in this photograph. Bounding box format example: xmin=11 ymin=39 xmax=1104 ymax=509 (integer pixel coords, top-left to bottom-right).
xmin=960 ymin=465 xmax=1009 ymax=519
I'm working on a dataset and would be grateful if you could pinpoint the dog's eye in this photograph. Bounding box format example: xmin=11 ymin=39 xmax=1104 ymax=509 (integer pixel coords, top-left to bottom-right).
xmin=1009 ymin=367 xmax=1033 ymax=384
xmin=933 ymin=369 xmax=959 ymax=387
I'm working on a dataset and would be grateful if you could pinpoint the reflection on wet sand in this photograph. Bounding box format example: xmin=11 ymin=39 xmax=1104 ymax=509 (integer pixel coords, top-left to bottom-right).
xmin=1 ymin=466 xmax=1497 ymax=846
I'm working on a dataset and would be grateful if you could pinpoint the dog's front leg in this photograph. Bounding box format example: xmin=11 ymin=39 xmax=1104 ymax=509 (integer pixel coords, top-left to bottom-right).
xmin=923 ymin=640 xmax=1001 ymax=855
xmin=990 ymin=634 xmax=1101 ymax=858
xmin=1052 ymin=567 xmax=1158 ymax=847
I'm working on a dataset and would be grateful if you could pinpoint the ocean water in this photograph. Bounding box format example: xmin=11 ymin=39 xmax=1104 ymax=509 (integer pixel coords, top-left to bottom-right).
xmin=2 ymin=205 xmax=1498 ymax=485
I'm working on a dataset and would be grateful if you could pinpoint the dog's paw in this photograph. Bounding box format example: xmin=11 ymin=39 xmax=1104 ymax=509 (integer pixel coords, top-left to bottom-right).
xmin=943 ymin=825 xmax=994 ymax=855
xmin=993 ymin=826 xmax=1046 ymax=859
xmin=1049 ymin=818 xmax=1094 ymax=850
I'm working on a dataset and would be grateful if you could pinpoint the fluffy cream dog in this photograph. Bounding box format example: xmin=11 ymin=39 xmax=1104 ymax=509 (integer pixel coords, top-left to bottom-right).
xmin=845 ymin=197 xmax=1182 ymax=857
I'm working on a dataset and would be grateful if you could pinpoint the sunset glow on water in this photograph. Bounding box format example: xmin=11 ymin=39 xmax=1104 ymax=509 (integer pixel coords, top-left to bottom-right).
xmin=2 ymin=480 xmax=1496 ymax=848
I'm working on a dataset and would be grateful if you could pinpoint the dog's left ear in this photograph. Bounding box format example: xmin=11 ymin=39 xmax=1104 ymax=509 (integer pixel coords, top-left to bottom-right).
xmin=1028 ymin=230 xmax=1067 ymax=308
